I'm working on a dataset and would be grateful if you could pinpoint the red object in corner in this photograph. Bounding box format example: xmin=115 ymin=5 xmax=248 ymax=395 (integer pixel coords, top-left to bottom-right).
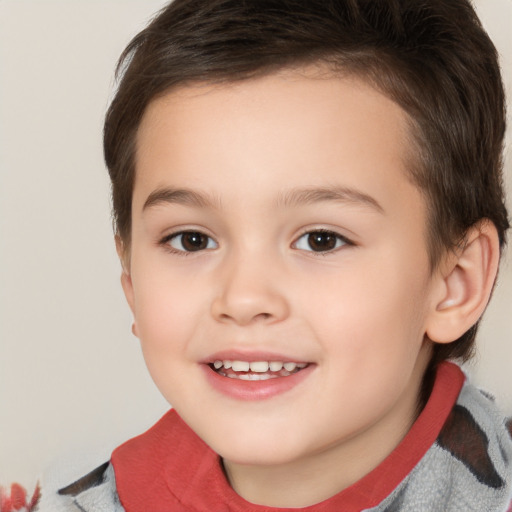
xmin=0 ymin=482 xmax=40 ymax=511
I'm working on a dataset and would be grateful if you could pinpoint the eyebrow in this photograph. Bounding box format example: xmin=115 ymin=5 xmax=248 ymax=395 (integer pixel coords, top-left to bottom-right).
xmin=143 ymin=187 xmax=222 ymax=211
xmin=275 ymin=186 xmax=384 ymax=213
xmin=142 ymin=185 xmax=384 ymax=213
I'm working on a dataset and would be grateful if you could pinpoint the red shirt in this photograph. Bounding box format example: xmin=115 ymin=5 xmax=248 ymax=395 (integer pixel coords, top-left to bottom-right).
xmin=112 ymin=362 xmax=464 ymax=511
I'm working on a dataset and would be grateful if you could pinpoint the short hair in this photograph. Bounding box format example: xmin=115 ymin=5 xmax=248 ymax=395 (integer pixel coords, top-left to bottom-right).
xmin=104 ymin=0 xmax=509 ymax=365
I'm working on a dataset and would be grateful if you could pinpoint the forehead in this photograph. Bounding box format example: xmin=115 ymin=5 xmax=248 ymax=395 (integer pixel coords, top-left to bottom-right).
xmin=137 ymin=68 xmax=413 ymax=153
xmin=133 ymin=68 xmax=420 ymax=218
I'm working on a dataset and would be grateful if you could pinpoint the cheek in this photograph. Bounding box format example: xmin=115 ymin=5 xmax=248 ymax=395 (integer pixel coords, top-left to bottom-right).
xmin=131 ymin=266 xmax=205 ymax=354
xmin=133 ymin=276 xmax=202 ymax=402
xmin=301 ymin=253 xmax=430 ymax=363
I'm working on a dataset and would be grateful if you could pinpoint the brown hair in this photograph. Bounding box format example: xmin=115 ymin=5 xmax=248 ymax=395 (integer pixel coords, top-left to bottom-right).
xmin=104 ymin=0 xmax=509 ymax=364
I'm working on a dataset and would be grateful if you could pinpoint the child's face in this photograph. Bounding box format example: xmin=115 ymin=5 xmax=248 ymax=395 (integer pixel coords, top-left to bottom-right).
xmin=123 ymin=69 xmax=440 ymax=473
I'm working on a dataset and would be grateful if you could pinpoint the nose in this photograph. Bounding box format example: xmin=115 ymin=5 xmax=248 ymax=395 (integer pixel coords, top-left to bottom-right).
xmin=210 ymin=253 xmax=290 ymax=326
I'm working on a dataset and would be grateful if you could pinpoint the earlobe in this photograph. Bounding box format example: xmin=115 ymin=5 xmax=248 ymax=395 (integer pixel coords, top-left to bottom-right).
xmin=115 ymin=235 xmax=138 ymax=335
xmin=426 ymin=221 xmax=500 ymax=344
xmin=121 ymin=271 xmax=139 ymax=338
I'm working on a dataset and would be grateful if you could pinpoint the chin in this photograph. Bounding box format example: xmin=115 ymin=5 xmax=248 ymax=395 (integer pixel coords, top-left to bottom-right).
xmin=205 ymin=428 xmax=308 ymax=467
xmin=220 ymin=448 xmax=302 ymax=467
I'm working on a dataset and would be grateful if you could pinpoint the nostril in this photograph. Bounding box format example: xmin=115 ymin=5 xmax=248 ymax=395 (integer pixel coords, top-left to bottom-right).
xmin=211 ymin=289 xmax=289 ymax=326
xmin=219 ymin=311 xmax=272 ymax=323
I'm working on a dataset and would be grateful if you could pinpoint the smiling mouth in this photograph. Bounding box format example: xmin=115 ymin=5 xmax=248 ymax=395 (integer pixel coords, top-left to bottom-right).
xmin=209 ymin=360 xmax=309 ymax=381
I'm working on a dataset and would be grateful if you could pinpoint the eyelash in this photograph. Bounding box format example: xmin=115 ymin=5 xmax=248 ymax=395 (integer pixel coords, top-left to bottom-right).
xmin=159 ymin=228 xmax=353 ymax=256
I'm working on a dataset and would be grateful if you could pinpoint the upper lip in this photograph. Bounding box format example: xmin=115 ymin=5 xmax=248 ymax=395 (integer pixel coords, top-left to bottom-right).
xmin=201 ymin=350 xmax=311 ymax=364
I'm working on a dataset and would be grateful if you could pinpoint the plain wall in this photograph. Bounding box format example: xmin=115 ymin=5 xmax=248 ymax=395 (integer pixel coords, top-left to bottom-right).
xmin=0 ymin=0 xmax=511 ymax=488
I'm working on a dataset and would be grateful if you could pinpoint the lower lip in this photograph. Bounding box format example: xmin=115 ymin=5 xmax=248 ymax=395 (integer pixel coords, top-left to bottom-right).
xmin=201 ymin=364 xmax=315 ymax=401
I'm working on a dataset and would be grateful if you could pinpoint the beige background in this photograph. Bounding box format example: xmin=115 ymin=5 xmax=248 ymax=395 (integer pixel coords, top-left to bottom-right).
xmin=0 ymin=0 xmax=511 ymax=488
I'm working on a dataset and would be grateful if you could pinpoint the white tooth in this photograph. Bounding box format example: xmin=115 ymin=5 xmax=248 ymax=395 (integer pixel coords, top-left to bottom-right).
xmin=283 ymin=362 xmax=297 ymax=371
xmin=297 ymin=363 xmax=307 ymax=369
xmin=250 ymin=361 xmax=269 ymax=373
xmin=269 ymin=361 xmax=283 ymax=372
xmin=232 ymin=360 xmax=250 ymax=372
xmin=213 ymin=360 xmax=223 ymax=369
xmin=239 ymin=373 xmax=276 ymax=381
xmin=223 ymin=360 xmax=232 ymax=369
xmin=255 ymin=373 xmax=274 ymax=381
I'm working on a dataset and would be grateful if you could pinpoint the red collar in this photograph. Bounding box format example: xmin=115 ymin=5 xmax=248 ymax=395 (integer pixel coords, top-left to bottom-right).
xmin=112 ymin=362 xmax=464 ymax=511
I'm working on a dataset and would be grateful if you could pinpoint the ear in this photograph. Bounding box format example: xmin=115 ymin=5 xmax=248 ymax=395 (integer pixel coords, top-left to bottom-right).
xmin=115 ymin=235 xmax=138 ymax=337
xmin=426 ymin=221 xmax=500 ymax=344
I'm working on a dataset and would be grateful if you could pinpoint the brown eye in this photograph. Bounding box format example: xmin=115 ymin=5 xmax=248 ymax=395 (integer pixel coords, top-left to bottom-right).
xmin=168 ymin=231 xmax=217 ymax=252
xmin=294 ymin=230 xmax=347 ymax=253
xmin=308 ymin=232 xmax=337 ymax=251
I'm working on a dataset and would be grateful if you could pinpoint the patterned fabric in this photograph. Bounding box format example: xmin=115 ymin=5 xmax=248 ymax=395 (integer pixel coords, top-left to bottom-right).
xmin=32 ymin=364 xmax=512 ymax=511
xmin=364 ymin=379 xmax=512 ymax=511
xmin=33 ymin=464 xmax=123 ymax=512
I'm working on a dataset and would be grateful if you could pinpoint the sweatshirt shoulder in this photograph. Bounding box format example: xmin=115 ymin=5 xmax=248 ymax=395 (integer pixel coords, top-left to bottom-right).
xmin=35 ymin=462 xmax=125 ymax=512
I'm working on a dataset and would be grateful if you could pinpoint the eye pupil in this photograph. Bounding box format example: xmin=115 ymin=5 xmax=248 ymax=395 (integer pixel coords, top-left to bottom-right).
xmin=182 ymin=232 xmax=208 ymax=251
xmin=308 ymin=232 xmax=337 ymax=251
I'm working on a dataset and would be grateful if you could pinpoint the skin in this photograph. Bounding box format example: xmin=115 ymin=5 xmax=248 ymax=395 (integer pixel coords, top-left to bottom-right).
xmin=120 ymin=69 xmax=460 ymax=507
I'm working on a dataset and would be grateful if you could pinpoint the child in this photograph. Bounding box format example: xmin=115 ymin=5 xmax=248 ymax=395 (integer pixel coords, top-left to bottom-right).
xmin=36 ymin=0 xmax=511 ymax=510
